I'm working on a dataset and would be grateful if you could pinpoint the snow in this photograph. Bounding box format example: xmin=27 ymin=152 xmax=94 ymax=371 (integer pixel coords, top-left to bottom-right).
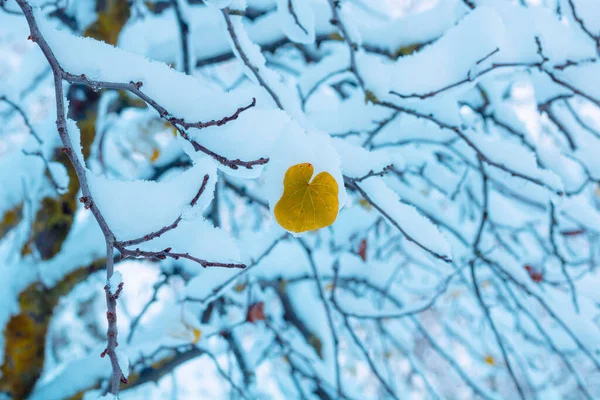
xmin=87 ymin=157 xmax=216 ymax=240
xmin=459 ymin=126 xmax=564 ymax=193
xmin=360 ymin=6 xmax=505 ymax=100
xmin=332 ymin=138 xmax=393 ymax=179
xmin=559 ymin=194 xmax=600 ymax=232
xmin=205 ymin=0 xmax=234 ymax=8
xmin=358 ymin=178 xmax=452 ymax=262
xmin=139 ymin=219 xmax=242 ymax=271
xmin=38 ymin=19 xmax=249 ymax=125
xmin=567 ymin=0 xmax=600 ymax=36
xmin=275 ymin=0 xmax=315 ymax=44
xmin=185 ymin=108 xmax=290 ymax=178
xmin=355 ymin=0 xmax=466 ymax=54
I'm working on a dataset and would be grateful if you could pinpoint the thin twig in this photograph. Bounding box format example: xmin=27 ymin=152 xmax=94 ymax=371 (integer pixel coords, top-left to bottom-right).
xmin=222 ymin=8 xmax=284 ymax=110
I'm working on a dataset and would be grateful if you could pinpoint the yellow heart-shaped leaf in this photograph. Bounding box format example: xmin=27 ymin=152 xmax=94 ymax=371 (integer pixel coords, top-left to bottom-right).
xmin=274 ymin=163 xmax=339 ymax=233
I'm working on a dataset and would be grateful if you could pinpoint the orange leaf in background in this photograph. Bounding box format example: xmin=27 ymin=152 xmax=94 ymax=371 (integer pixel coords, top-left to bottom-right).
xmin=247 ymin=302 xmax=266 ymax=323
xmin=358 ymin=239 xmax=367 ymax=262
xmin=560 ymin=229 xmax=585 ymax=237
xmin=274 ymin=163 xmax=339 ymax=233
xmin=524 ymin=265 xmax=543 ymax=283
xmin=150 ymin=148 xmax=160 ymax=163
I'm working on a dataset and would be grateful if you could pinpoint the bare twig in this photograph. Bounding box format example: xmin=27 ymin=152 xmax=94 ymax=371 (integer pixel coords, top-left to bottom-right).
xmin=345 ymin=177 xmax=453 ymax=263
xmin=378 ymin=101 xmax=564 ymax=195
xmin=287 ymin=0 xmax=308 ymax=35
xmin=21 ymin=149 xmax=67 ymax=193
xmin=16 ymin=0 xmax=125 ymax=390
xmin=222 ymin=8 xmax=284 ymax=110
xmin=14 ymin=1 xmax=249 ymax=394
xmin=0 ymin=95 xmax=43 ymax=143
xmin=61 ymin=74 xmax=262 ymax=170
xmin=171 ymin=0 xmax=190 ymax=74
xmin=117 ymin=175 xmax=209 ymax=248
xmin=326 ymin=0 xmax=365 ymax=90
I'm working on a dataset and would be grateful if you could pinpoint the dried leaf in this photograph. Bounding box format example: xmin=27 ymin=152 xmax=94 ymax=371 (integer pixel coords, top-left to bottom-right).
xmin=233 ymin=282 xmax=247 ymax=293
xmin=358 ymin=238 xmax=367 ymax=261
xmin=83 ymin=0 xmax=130 ymax=45
xmin=192 ymin=328 xmax=202 ymax=344
xmin=484 ymin=355 xmax=495 ymax=365
xmin=150 ymin=148 xmax=160 ymax=163
xmin=247 ymin=302 xmax=266 ymax=323
xmin=274 ymin=163 xmax=339 ymax=233
xmin=364 ymin=90 xmax=379 ymax=104
xmin=358 ymin=198 xmax=372 ymax=210
xmin=328 ymin=32 xmax=344 ymax=41
xmin=0 ymin=203 xmax=23 ymax=238
xmin=524 ymin=265 xmax=543 ymax=283
xmin=561 ymin=229 xmax=585 ymax=237
xmin=392 ymin=43 xmax=421 ymax=58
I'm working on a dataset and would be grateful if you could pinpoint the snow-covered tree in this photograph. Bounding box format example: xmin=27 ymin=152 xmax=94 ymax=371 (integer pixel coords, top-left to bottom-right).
xmin=1 ymin=0 xmax=600 ymax=398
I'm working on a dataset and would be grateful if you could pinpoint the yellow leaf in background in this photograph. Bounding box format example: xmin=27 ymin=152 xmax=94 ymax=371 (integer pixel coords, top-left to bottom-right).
xmin=83 ymin=0 xmax=130 ymax=46
xmin=393 ymin=43 xmax=421 ymax=59
xmin=233 ymin=282 xmax=247 ymax=293
xmin=168 ymin=325 xmax=201 ymax=344
xmin=163 ymin=121 xmax=178 ymax=137
xmin=274 ymin=163 xmax=339 ymax=233
xmin=484 ymin=355 xmax=496 ymax=365
xmin=167 ymin=310 xmax=202 ymax=344
xmin=329 ymin=32 xmax=344 ymax=41
xmin=192 ymin=328 xmax=202 ymax=344
xmin=358 ymin=198 xmax=373 ymax=210
xmin=364 ymin=90 xmax=379 ymax=104
xmin=150 ymin=149 xmax=160 ymax=163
